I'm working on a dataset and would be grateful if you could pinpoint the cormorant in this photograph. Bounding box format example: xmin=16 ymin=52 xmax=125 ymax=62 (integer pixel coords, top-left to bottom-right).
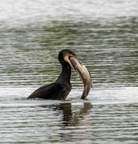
xmin=27 ymin=49 xmax=91 ymax=100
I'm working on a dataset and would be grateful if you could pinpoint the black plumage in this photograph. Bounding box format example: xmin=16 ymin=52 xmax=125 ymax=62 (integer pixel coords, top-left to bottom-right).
xmin=27 ymin=49 xmax=76 ymax=100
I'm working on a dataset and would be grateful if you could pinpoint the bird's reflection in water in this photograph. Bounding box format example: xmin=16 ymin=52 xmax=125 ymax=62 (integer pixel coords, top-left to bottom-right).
xmin=40 ymin=102 xmax=92 ymax=141
xmin=59 ymin=102 xmax=92 ymax=126
xmin=40 ymin=102 xmax=92 ymax=126
xmin=58 ymin=103 xmax=72 ymax=126
xmin=58 ymin=102 xmax=92 ymax=141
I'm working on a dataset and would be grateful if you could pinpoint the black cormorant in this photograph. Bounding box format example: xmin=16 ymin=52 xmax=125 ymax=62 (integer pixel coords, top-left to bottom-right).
xmin=27 ymin=49 xmax=91 ymax=100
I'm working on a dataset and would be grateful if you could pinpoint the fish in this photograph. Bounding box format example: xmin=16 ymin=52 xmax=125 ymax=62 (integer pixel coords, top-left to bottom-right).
xmin=70 ymin=56 xmax=92 ymax=99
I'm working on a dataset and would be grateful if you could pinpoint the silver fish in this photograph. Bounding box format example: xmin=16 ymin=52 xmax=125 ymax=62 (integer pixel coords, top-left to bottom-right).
xmin=70 ymin=57 xmax=92 ymax=99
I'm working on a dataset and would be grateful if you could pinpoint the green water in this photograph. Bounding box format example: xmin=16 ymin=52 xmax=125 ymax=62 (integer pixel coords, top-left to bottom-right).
xmin=0 ymin=0 xmax=138 ymax=144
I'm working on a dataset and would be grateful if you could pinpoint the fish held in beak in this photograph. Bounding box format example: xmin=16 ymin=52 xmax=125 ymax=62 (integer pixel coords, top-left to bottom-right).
xmin=70 ymin=57 xmax=92 ymax=99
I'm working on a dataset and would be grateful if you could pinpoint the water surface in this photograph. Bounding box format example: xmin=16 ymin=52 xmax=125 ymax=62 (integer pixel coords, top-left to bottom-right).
xmin=0 ymin=0 xmax=138 ymax=144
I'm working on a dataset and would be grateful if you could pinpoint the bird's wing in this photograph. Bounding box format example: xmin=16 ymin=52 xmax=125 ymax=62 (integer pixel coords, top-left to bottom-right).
xmin=27 ymin=83 xmax=64 ymax=99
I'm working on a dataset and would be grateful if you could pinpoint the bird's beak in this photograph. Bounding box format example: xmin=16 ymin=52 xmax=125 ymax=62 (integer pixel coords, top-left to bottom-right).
xmin=64 ymin=54 xmax=92 ymax=99
xmin=64 ymin=54 xmax=76 ymax=71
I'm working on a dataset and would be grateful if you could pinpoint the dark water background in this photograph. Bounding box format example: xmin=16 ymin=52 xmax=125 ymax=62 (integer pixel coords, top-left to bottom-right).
xmin=0 ymin=0 xmax=138 ymax=144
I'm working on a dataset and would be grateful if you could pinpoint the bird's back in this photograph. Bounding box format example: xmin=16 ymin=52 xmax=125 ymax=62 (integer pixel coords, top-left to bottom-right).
xmin=27 ymin=82 xmax=71 ymax=100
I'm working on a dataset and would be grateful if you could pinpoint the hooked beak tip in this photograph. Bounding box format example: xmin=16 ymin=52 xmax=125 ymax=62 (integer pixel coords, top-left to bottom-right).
xmin=64 ymin=54 xmax=78 ymax=71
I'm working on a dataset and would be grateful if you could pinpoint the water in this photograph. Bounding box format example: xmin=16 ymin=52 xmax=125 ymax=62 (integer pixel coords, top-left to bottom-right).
xmin=0 ymin=0 xmax=138 ymax=144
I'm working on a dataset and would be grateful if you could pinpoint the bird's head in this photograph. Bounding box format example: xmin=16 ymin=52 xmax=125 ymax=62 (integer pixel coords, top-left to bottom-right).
xmin=58 ymin=49 xmax=76 ymax=68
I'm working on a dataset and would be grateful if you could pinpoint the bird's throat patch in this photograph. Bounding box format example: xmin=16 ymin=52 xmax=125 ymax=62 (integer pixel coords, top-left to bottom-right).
xmin=64 ymin=54 xmax=73 ymax=62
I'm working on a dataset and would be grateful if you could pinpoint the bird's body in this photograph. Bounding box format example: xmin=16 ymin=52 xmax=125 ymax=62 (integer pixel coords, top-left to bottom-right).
xmin=28 ymin=82 xmax=71 ymax=100
xmin=28 ymin=49 xmax=73 ymax=100
xmin=27 ymin=49 xmax=91 ymax=100
xmin=28 ymin=61 xmax=72 ymax=100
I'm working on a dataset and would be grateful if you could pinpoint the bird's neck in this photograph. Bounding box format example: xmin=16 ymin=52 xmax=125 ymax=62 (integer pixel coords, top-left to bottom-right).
xmin=57 ymin=62 xmax=71 ymax=84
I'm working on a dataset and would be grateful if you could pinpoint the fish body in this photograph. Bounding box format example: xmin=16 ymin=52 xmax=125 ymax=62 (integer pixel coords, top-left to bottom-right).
xmin=70 ymin=57 xmax=92 ymax=99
